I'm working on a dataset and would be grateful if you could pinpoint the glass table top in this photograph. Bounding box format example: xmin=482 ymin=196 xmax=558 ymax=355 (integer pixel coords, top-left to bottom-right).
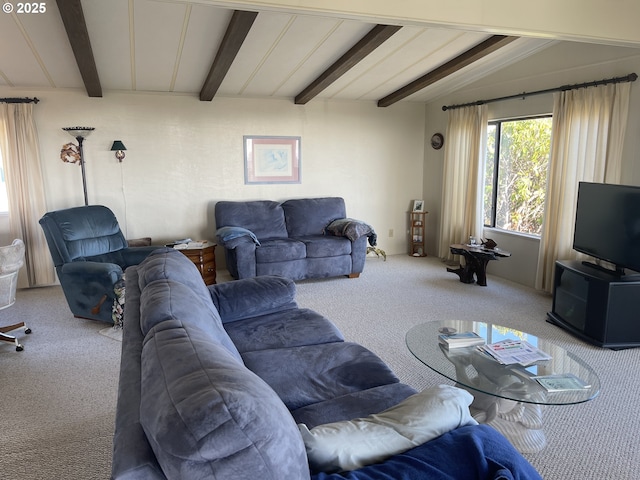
xmin=406 ymin=320 xmax=601 ymax=406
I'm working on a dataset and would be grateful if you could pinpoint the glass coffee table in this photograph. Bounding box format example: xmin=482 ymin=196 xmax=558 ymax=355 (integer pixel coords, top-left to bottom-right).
xmin=406 ymin=320 xmax=600 ymax=453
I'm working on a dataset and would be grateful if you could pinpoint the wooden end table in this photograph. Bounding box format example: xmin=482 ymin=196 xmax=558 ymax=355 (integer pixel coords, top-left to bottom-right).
xmin=447 ymin=243 xmax=511 ymax=286
xmin=178 ymin=244 xmax=217 ymax=285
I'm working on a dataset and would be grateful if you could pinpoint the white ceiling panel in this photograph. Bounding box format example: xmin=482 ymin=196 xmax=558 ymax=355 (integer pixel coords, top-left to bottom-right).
xmin=172 ymin=5 xmax=232 ymax=93
xmin=133 ymin=0 xmax=189 ymax=92
xmin=217 ymin=10 xmax=293 ymax=97
xmin=405 ymin=38 xmax=557 ymax=103
xmin=0 ymin=13 xmax=56 ymax=87
xmin=240 ymin=14 xmax=344 ymax=97
xmin=272 ymin=20 xmax=372 ymax=98
xmin=1 ymin=0 xmax=621 ymax=106
xmin=83 ymin=0 xmax=133 ymax=91
xmin=341 ymin=30 xmax=490 ymax=101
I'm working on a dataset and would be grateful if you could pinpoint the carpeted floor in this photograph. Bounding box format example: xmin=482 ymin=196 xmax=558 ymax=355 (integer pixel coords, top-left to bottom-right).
xmin=1 ymin=254 xmax=639 ymax=479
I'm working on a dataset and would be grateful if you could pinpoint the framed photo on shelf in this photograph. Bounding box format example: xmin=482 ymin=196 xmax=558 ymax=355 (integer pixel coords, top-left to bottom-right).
xmin=244 ymin=135 xmax=301 ymax=184
xmin=411 ymin=200 xmax=425 ymax=212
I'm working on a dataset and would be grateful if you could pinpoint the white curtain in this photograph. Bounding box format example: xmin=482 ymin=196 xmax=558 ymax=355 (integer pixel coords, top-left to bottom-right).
xmin=0 ymin=103 xmax=55 ymax=287
xmin=439 ymin=105 xmax=488 ymax=261
xmin=535 ymin=83 xmax=631 ymax=292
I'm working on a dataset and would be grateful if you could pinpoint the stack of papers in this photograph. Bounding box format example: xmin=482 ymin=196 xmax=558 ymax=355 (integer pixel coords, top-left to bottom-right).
xmin=477 ymin=339 xmax=552 ymax=366
xmin=438 ymin=331 xmax=485 ymax=349
xmin=166 ymin=238 xmax=210 ymax=250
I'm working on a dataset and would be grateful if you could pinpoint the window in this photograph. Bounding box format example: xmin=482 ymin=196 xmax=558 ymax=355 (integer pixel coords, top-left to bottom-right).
xmin=483 ymin=116 xmax=552 ymax=235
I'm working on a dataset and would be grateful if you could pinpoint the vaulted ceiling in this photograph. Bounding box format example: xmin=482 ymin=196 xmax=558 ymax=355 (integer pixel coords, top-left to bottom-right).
xmin=0 ymin=0 xmax=561 ymax=106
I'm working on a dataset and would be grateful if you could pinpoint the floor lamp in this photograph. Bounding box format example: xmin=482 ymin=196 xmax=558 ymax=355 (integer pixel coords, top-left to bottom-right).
xmin=62 ymin=127 xmax=95 ymax=206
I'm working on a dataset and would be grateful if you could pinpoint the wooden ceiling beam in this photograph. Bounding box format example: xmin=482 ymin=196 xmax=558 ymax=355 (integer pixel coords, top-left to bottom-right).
xmin=56 ymin=0 xmax=102 ymax=97
xmin=377 ymin=35 xmax=518 ymax=107
xmin=295 ymin=24 xmax=402 ymax=105
xmin=200 ymin=10 xmax=258 ymax=101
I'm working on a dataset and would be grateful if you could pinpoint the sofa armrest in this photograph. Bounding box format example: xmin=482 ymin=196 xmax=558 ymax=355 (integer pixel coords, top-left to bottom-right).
xmin=209 ymin=275 xmax=298 ymax=323
xmin=60 ymin=260 xmax=123 ymax=284
xmin=121 ymin=246 xmax=161 ymax=267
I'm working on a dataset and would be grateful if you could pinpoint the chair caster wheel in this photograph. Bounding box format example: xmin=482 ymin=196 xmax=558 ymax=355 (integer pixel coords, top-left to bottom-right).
xmin=25 ymin=328 xmax=32 ymax=334
xmin=16 ymin=344 xmax=23 ymax=352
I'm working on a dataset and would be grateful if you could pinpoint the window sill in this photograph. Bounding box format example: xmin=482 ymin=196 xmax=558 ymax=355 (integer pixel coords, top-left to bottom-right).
xmin=482 ymin=227 xmax=540 ymax=242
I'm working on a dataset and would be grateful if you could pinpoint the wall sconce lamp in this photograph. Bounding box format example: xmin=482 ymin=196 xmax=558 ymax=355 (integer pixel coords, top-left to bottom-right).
xmin=110 ymin=140 xmax=127 ymax=162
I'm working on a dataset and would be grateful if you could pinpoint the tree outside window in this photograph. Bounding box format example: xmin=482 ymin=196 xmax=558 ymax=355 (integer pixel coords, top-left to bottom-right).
xmin=484 ymin=116 xmax=552 ymax=235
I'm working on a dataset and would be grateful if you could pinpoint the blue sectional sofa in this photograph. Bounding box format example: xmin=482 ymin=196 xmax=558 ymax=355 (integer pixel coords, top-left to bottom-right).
xmin=112 ymin=248 xmax=542 ymax=479
xmin=214 ymin=197 xmax=375 ymax=280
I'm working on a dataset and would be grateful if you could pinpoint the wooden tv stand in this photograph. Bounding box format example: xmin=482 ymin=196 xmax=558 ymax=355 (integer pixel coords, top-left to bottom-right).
xmin=547 ymin=260 xmax=640 ymax=349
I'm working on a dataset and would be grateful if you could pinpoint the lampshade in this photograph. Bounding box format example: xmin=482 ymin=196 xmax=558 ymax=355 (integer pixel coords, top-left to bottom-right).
xmin=110 ymin=140 xmax=127 ymax=151
xmin=62 ymin=127 xmax=95 ymax=138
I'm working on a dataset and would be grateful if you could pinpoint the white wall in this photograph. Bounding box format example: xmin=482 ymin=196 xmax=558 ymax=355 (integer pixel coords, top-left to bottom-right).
xmin=0 ymin=89 xmax=425 ymax=268
xmin=424 ymin=42 xmax=640 ymax=287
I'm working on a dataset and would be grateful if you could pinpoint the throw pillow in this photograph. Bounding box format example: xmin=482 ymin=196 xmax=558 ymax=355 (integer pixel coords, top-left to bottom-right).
xmin=298 ymin=384 xmax=477 ymax=473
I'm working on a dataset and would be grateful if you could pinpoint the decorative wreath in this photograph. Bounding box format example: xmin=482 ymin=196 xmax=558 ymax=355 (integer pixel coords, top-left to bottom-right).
xmin=60 ymin=143 xmax=81 ymax=164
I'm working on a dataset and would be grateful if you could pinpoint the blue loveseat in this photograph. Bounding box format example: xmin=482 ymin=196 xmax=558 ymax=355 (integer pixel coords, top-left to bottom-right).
xmin=112 ymin=249 xmax=542 ymax=479
xmin=215 ymin=197 xmax=375 ymax=280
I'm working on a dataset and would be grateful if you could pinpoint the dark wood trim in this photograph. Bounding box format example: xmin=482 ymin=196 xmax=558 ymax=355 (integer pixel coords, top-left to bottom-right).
xmin=56 ymin=0 xmax=102 ymax=97
xmin=200 ymin=10 xmax=258 ymax=101
xmin=295 ymin=24 xmax=401 ymax=105
xmin=377 ymin=35 xmax=518 ymax=108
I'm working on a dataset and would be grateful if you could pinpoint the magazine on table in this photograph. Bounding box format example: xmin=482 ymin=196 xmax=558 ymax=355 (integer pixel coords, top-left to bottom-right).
xmin=477 ymin=339 xmax=552 ymax=366
xmin=534 ymin=373 xmax=591 ymax=392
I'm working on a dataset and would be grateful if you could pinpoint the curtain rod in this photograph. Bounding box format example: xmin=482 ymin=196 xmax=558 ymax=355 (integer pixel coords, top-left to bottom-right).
xmin=442 ymin=73 xmax=638 ymax=111
xmin=0 ymin=97 xmax=40 ymax=104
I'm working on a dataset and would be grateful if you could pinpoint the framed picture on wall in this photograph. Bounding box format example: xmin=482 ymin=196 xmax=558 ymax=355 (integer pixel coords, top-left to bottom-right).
xmin=412 ymin=200 xmax=425 ymax=212
xmin=244 ymin=135 xmax=301 ymax=184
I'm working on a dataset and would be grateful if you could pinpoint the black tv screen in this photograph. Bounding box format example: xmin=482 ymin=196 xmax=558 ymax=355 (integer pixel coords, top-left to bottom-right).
xmin=573 ymin=182 xmax=640 ymax=274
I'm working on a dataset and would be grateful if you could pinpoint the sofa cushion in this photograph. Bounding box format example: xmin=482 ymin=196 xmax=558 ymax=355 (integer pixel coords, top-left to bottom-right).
xmin=210 ymin=275 xmax=298 ymax=324
xmin=215 ymin=200 xmax=288 ymax=240
xmin=298 ymin=236 xmax=352 ymax=258
xmin=256 ymin=238 xmax=306 ymax=263
xmin=299 ymin=385 xmax=477 ymax=473
xmin=291 ymin=383 xmax=418 ymax=429
xmin=140 ymin=319 xmax=309 ymax=480
xmin=224 ymin=307 xmax=344 ymax=353
xmin=282 ymin=197 xmax=347 ymax=237
xmin=242 ymin=342 xmax=399 ymax=410
xmin=140 ymin=279 xmax=242 ymax=363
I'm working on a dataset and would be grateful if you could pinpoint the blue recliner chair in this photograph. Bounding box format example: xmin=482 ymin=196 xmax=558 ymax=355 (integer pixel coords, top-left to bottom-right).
xmin=39 ymin=205 xmax=158 ymax=323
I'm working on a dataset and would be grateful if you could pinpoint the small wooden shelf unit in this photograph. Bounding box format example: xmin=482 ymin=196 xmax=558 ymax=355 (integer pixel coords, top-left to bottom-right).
xmin=408 ymin=211 xmax=428 ymax=257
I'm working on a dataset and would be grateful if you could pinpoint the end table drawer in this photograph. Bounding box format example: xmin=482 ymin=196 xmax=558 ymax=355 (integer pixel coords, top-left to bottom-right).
xmin=179 ymin=244 xmax=217 ymax=285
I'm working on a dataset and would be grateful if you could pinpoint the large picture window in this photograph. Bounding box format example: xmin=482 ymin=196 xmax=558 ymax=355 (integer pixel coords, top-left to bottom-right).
xmin=483 ymin=116 xmax=552 ymax=235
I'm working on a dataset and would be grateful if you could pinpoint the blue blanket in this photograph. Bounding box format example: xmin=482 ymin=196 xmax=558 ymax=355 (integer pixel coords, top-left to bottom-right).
xmin=216 ymin=226 xmax=260 ymax=248
xmin=311 ymin=425 xmax=541 ymax=480
xmin=325 ymin=218 xmax=377 ymax=247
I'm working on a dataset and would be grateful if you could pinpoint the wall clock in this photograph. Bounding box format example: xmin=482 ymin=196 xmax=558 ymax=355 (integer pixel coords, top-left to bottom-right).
xmin=431 ymin=133 xmax=444 ymax=150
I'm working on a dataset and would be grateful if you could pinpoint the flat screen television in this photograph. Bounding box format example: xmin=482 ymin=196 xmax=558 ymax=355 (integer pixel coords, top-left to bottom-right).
xmin=573 ymin=182 xmax=640 ymax=275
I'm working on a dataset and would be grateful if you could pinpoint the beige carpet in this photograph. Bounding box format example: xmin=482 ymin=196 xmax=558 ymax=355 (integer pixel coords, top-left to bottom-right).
xmin=1 ymin=254 xmax=639 ymax=479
